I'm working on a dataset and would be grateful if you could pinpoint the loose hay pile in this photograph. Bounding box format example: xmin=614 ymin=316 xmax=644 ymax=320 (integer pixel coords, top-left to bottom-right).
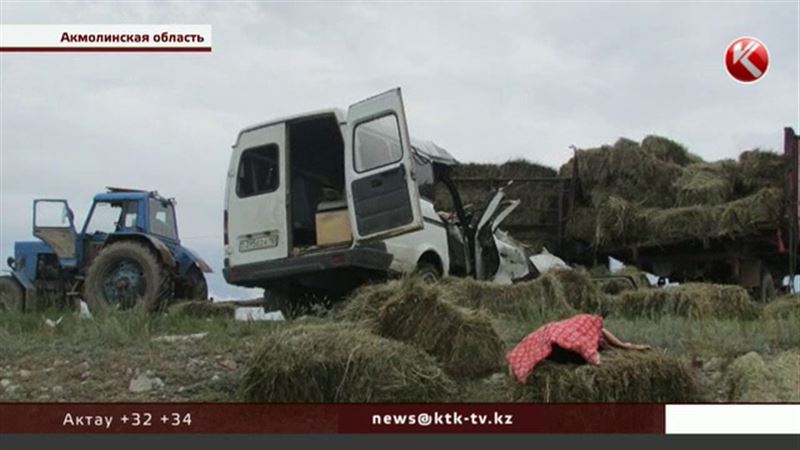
xmin=168 ymin=301 xmax=236 ymax=319
xmin=725 ymin=351 xmax=800 ymax=402
xmin=344 ymin=278 xmax=505 ymax=378
xmin=515 ymin=350 xmax=695 ymax=402
xmin=241 ymin=323 xmax=456 ymax=402
xmin=617 ymin=284 xmax=759 ymax=320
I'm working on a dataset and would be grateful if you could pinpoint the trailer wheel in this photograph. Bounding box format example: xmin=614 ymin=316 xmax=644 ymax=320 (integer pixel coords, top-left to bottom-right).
xmin=760 ymin=271 xmax=777 ymax=303
xmin=0 ymin=276 xmax=24 ymax=312
xmin=174 ymin=266 xmax=208 ymax=301
xmin=84 ymin=241 xmax=173 ymax=314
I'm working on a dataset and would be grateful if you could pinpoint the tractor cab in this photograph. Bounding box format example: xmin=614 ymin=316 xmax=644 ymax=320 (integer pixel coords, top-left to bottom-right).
xmin=1 ymin=188 xmax=211 ymax=314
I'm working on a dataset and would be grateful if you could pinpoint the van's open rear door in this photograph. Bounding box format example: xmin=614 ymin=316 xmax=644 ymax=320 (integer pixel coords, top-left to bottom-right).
xmin=345 ymin=88 xmax=423 ymax=242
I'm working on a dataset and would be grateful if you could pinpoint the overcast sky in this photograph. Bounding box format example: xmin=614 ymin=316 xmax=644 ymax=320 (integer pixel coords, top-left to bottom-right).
xmin=1 ymin=1 xmax=798 ymax=298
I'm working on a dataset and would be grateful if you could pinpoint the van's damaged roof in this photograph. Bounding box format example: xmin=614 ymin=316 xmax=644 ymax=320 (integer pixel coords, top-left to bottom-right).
xmin=411 ymin=140 xmax=458 ymax=166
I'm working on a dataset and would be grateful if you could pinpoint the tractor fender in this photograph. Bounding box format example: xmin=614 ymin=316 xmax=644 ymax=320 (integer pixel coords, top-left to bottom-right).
xmin=180 ymin=247 xmax=213 ymax=274
xmin=104 ymin=234 xmax=176 ymax=271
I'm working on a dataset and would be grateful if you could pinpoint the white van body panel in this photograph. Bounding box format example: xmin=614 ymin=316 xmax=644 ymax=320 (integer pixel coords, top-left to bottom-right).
xmin=384 ymin=200 xmax=449 ymax=275
xmin=225 ymin=123 xmax=288 ymax=266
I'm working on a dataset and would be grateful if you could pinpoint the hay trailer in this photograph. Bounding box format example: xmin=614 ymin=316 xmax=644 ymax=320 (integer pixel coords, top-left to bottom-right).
xmin=583 ymin=128 xmax=800 ymax=301
xmin=0 ymin=188 xmax=212 ymax=313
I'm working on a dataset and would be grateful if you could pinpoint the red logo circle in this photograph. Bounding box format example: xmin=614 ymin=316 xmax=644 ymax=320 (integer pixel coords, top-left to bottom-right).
xmin=725 ymin=37 xmax=770 ymax=83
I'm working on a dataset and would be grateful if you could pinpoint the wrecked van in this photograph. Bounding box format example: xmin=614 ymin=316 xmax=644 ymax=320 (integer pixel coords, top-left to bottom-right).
xmin=223 ymin=88 xmax=532 ymax=306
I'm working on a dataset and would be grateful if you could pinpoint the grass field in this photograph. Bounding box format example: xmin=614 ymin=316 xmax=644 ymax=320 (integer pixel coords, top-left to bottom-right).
xmin=0 ymin=280 xmax=798 ymax=403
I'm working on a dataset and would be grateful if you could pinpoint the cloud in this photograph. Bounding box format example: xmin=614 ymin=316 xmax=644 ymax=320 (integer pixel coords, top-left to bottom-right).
xmin=1 ymin=2 xmax=797 ymax=297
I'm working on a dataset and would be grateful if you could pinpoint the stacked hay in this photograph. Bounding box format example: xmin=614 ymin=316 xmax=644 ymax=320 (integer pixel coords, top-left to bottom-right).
xmin=763 ymin=295 xmax=800 ymax=320
xmin=640 ymin=135 xmax=703 ymax=167
xmin=436 ymin=159 xmax=561 ymax=251
xmin=737 ymin=149 xmax=785 ymax=193
xmin=616 ymin=283 xmax=759 ymax=320
xmin=561 ymin=137 xmax=684 ymax=208
xmin=344 ymin=278 xmax=505 ymax=378
xmin=674 ymin=161 xmax=737 ymax=206
xmin=515 ymin=350 xmax=695 ymax=402
xmin=561 ymin=136 xmax=786 ymax=250
xmin=726 ymin=351 xmax=800 ymax=402
xmin=168 ymin=301 xmax=236 ymax=319
xmin=241 ymin=323 xmax=456 ymax=402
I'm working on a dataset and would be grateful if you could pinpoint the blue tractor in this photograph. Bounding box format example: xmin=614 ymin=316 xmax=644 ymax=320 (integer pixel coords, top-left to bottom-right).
xmin=0 ymin=188 xmax=212 ymax=313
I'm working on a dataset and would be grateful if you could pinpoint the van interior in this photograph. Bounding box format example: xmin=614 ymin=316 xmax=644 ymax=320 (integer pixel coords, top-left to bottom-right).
xmin=287 ymin=114 xmax=346 ymax=249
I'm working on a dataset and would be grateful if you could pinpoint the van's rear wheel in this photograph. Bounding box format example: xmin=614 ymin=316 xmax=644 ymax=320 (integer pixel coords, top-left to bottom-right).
xmin=84 ymin=241 xmax=173 ymax=314
xmin=0 ymin=276 xmax=24 ymax=313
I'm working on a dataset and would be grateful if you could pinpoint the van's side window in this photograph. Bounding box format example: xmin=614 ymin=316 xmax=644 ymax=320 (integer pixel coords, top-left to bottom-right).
xmin=237 ymin=144 xmax=279 ymax=198
xmin=354 ymin=114 xmax=403 ymax=172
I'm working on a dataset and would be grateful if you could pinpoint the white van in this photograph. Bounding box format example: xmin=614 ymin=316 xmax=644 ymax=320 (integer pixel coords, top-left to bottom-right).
xmin=223 ymin=88 xmax=532 ymax=307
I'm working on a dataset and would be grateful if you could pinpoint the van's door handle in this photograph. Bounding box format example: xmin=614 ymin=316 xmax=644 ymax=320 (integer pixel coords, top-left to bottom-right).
xmin=371 ymin=179 xmax=383 ymax=188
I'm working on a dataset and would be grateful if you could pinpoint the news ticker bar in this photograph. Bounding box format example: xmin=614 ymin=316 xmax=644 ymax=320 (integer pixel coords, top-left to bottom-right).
xmin=0 ymin=404 xmax=798 ymax=434
xmin=0 ymin=25 xmax=212 ymax=51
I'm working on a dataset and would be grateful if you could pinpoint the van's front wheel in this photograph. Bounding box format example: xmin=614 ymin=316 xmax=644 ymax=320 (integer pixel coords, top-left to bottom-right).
xmin=416 ymin=262 xmax=441 ymax=283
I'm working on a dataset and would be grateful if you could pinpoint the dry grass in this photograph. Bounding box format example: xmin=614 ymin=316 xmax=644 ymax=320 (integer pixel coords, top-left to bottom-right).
xmin=617 ymin=284 xmax=759 ymax=320
xmin=726 ymin=351 xmax=800 ymax=402
xmin=168 ymin=301 xmax=236 ymax=319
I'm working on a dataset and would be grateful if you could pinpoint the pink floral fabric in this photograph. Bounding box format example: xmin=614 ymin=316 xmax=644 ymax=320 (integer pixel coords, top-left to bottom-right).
xmin=506 ymin=314 xmax=604 ymax=383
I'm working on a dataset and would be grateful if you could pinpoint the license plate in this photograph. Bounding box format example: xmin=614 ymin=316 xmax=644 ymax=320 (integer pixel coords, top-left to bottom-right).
xmin=239 ymin=233 xmax=278 ymax=252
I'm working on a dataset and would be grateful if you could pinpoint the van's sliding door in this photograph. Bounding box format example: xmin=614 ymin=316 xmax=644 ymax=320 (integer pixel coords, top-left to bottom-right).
xmin=344 ymin=88 xmax=423 ymax=243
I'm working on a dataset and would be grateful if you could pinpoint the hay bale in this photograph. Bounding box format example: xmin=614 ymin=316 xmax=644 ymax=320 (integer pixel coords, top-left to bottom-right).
xmin=640 ymin=204 xmax=722 ymax=245
xmin=674 ymin=162 xmax=735 ymax=206
xmin=726 ymin=351 xmax=800 ymax=402
xmin=241 ymin=323 xmax=456 ymax=402
xmin=549 ymin=269 xmax=606 ymax=313
xmin=344 ymin=278 xmax=505 ymax=378
xmin=599 ymin=266 xmax=652 ymax=295
xmin=560 ymin=137 xmax=683 ymax=208
xmin=717 ymin=188 xmax=783 ymax=236
xmin=737 ymin=149 xmax=785 ymax=194
xmin=515 ymin=350 xmax=695 ymax=402
xmin=616 ymin=283 xmax=759 ymax=319
xmin=763 ymin=295 xmax=800 ymax=320
xmin=442 ymin=273 xmax=577 ymax=320
xmin=168 ymin=301 xmax=236 ymax=319
xmin=641 ymin=135 xmax=702 ymax=167
xmin=376 ymin=279 xmax=504 ymax=378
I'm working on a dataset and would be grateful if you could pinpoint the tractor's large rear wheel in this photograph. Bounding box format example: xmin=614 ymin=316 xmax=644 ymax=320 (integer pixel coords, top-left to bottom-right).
xmin=0 ymin=276 xmax=24 ymax=313
xmin=84 ymin=241 xmax=173 ymax=314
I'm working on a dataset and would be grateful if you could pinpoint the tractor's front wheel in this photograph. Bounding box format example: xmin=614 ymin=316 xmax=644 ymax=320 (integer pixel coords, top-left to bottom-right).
xmin=84 ymin=241 xmax=173 ymax=314
xmin=0 ymin=276 xmax=24 ymax=313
